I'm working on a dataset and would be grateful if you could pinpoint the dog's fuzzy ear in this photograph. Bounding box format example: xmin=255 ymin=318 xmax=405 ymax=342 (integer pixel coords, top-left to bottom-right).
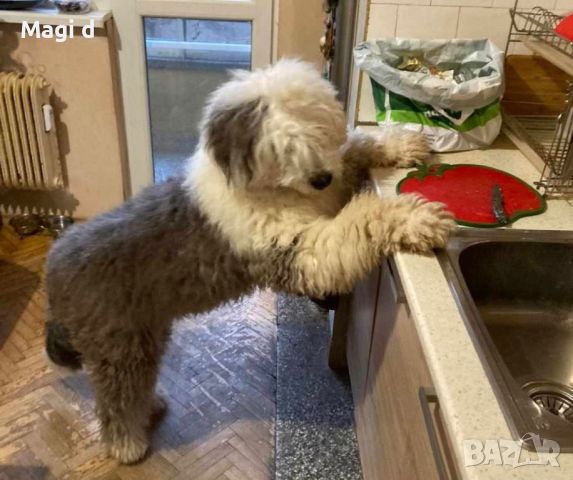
xmin=204 ymin=98 xmax=267 ymax=188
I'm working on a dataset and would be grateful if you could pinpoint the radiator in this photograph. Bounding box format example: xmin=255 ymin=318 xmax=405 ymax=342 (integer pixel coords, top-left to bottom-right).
xmin=0 ymin=72 xmax=62 ymax=190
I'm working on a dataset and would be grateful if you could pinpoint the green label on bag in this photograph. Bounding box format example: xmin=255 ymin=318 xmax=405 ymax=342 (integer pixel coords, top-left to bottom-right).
xmin=370 ymin=78 xmax=500 ymax=132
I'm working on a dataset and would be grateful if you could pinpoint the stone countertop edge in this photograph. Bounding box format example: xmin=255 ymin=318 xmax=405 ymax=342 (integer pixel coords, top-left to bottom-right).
xmin=369 ymin=135 xmax=573 ymax=480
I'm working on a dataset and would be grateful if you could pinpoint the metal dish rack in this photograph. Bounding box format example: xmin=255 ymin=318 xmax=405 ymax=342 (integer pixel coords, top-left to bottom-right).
xmin=505 ymin=6 xmax=573 ymax=196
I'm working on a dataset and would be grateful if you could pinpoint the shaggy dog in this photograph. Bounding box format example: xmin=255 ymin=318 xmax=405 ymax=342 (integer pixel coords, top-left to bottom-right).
xmin=45 ymin=59 xmax=455 ymax=464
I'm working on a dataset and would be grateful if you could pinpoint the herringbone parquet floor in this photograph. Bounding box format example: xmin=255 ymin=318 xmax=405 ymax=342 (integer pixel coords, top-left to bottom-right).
xmin=0 ymin=225 xmax=277 ymax=480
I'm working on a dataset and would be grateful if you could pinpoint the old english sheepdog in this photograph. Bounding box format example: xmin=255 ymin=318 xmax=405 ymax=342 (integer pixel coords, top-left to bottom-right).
xmin=45 ymin=59 xmax=455 ymax=463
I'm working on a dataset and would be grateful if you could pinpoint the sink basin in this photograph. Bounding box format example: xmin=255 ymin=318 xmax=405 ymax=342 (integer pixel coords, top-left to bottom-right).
xmin=439 ymin=229 xmax=573 ymax=451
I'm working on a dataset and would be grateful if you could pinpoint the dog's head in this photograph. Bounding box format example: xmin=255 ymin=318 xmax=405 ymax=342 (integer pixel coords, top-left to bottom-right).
xmin=200 ymin=59 xmax=347 ymax=195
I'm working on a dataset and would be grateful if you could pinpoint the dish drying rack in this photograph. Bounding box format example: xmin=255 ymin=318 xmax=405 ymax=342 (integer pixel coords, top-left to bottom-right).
xmin=504 ymin=6 xmax=573 ymax=196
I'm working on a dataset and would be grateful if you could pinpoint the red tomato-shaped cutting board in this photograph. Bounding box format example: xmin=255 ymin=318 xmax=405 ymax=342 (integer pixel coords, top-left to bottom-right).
xmin=396 ymin=164 xmax=547 ymax=227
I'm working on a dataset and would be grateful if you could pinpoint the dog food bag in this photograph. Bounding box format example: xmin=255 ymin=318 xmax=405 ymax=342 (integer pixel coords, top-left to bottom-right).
xmin=354 ymin=38 xmax=505 ymax=151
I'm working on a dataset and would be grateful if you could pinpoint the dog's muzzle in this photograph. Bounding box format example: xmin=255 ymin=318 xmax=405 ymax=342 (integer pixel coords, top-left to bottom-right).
xmin=310 ymin=172 xmax=333 ymax=190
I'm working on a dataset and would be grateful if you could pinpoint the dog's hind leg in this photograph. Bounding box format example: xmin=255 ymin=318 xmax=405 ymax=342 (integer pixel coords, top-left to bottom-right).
xmin=89 ymin=337 xmax=162 ymax=464
xmin=342 ymin=129 xmax=431 ymax=172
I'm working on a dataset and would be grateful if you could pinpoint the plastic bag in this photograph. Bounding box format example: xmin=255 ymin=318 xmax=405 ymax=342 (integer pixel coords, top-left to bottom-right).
xmin=354 ymin=38 xmax=505 ymax=151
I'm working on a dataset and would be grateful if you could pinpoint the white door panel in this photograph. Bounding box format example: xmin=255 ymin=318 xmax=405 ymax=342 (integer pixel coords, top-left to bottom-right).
xmin=108 ymin=0 xmax=273 ymax=193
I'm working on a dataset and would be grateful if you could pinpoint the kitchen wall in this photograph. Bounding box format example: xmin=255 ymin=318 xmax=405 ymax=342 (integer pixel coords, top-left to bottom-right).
xmin=95 ymin=0 xmax=326 ymax=68
xmin=276 ymin=0 xmax=325 ymax=67
xmin=366 ymin=0 xmax=573 ymax=50
xmin=356 ymin=0 xmax=573 ymax=123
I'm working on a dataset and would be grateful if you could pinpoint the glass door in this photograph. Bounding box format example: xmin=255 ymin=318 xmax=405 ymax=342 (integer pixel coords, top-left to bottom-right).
xmin=144 ymin=18 xmax=252 ymax=182
xmin=108 ymin=0 xmax=273 ymax=193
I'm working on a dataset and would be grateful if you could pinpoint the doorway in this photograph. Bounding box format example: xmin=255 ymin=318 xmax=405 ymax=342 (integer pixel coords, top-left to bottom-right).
xmin=110 ymin=0 xmax=273 ymax=193
xmin=144 ymin=18 xmax=252 ymax=182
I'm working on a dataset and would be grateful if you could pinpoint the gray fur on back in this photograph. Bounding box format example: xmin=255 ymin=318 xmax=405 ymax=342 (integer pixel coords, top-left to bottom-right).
xmin=46 ymin=177 xmax=263 ymax=358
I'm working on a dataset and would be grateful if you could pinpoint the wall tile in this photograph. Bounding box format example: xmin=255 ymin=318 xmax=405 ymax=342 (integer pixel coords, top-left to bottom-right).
xmin=555 ymin=0 xmax=573 ymax=10
xmin=457 ymin=7 xmax=512 ymax=50
xmin=371 ymin=0 xmax=431 ymax=5
xmin=367 ymin=4 xmax=398 ymax=39
xmin=492 ymin=0 xmax=516 ymax=7
xmin=432 ymin=0 xmax=492 ymax=6
xmin=396 ymin=5 xmax=460 ymax=38
xmin=358 ymin=3 xmax=398 ymax=123
xmin=357 ymin=74 xmax=378 ymax=123
xmin=514 ymin=0 xmax=556 ymax=9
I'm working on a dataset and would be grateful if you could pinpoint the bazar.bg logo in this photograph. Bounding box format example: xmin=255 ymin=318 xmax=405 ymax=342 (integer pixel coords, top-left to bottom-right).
xmin=464 ymin=433 xmax=560 ymax=468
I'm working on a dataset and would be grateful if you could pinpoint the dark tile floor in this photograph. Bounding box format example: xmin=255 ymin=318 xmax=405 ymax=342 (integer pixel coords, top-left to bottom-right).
xmin=275 ymin=294 xmax=362 ymax=480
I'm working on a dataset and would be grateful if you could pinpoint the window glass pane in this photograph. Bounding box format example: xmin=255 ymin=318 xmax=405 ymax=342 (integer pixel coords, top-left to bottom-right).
xmin=144 ymin=18 xmax=252 ymax=183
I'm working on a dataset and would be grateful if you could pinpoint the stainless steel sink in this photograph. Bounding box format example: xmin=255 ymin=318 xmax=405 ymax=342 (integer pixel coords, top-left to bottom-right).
xmin=439 ymin=229 xmax=573 ymax=451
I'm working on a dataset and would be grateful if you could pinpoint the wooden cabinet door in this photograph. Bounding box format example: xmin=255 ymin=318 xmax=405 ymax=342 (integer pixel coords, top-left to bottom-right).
xmin=360 ymin=260 xmax=439 ymax=480
xmin=347 ymin=267 xmax=381 ymax=409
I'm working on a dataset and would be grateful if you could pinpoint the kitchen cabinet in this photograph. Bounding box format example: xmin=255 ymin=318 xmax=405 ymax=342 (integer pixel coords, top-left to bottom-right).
xmin=347 ymin=258 xmax=458 ymax=480
xmin=346 ymin=267 xmax=381 ymax=406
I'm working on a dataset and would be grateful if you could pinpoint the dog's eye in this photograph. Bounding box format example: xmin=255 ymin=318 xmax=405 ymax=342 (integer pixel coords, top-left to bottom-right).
xmin=309 ymin=172 xmax=332 ymax=190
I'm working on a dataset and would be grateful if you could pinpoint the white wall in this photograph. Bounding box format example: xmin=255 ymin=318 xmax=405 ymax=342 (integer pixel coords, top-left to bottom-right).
xmin=277 ymin=0 xmax=325 ymax=67
xmin=356 ymin=0 xmax=573 ymax=123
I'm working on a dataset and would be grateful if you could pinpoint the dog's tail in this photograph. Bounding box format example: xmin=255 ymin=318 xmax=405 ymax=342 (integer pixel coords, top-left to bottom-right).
xmin=46 ymin=322 xmax=83 ymax=370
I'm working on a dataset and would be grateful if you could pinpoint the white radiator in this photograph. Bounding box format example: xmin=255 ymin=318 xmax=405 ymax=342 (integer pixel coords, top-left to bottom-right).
xmin=0 ymin=72 xmax=62 ymax=190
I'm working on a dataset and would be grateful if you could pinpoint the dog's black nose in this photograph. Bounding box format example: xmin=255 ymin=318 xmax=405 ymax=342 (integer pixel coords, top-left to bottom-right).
xmin=310 ymin=172 xmax=333 ymax=190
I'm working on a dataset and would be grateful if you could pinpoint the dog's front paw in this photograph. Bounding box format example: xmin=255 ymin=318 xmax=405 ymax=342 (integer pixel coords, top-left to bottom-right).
xmin=393 ymin=132 xmax=431 ymax=168
xmin=396 ymin=194 xmax=456 ymax=252
xmin=383 ymin=194 xmax=456 ymax=254
xmin=107 ymin=435 xmax=149 ymax=464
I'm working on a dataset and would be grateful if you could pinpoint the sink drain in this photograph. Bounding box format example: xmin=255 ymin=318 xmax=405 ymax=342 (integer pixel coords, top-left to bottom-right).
xmin=524 ymin=382 xmax=573 ymax=424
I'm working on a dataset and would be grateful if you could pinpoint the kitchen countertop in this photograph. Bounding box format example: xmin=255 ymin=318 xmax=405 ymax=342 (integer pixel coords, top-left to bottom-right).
xmin=370 ymin=134 xmax=573 ymax=479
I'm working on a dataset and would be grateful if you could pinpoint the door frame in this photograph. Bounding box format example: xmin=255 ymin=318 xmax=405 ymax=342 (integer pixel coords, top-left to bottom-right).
xmin=109 ymin=0 xmax=274 ymax=195
xmin=346 ymin=0 xmax=368 ymax=129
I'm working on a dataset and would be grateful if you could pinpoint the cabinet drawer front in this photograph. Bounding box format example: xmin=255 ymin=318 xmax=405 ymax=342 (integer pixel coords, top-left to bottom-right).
xmin=420 ymin=387 xmax=460 ymax=480
xmin=360 ymin=259 xmax=439 ymax=480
